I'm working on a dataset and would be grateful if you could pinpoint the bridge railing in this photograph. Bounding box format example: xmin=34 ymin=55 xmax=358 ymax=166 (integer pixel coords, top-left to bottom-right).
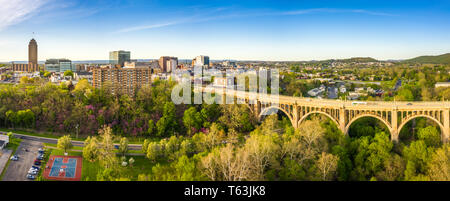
xmin=196 ymin=86 xmax=450 ymax=109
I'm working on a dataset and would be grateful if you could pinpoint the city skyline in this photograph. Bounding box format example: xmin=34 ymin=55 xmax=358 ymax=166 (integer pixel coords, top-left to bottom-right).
xmin=1 ymin=0 xmax=450 ymax=62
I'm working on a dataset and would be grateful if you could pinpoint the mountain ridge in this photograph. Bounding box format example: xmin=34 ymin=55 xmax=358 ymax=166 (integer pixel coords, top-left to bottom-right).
xmin=404 ymin=53 xmax=450 ymax=64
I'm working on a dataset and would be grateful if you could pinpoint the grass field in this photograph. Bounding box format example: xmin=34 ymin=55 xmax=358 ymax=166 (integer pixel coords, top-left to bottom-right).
xmin=119 ymin=156 xmax=162 ymax=180
xmin=42 ymin=147 xmax=156 ymax=181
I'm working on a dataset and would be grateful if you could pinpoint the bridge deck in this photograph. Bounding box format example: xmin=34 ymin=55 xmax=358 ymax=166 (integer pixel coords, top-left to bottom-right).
xmin=197 ymin=87 xmax=450 ymax=109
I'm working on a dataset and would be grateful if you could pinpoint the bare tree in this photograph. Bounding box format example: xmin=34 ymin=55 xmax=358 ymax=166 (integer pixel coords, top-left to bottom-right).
xmin=298 ymin=119 xmax=326 ymax=149
xmin=200 ymin=150 xmax=219 ymax=181
xmin=376 ymin=154 xmax=405 ymax=181
xmin=427 ymin=145 xmax=450 ymax=181
xmin=244 ymin=133 xmax=280 ymax=180
xmin=201 ymin=144 xmax=251 ymax=181
xmin=316 ymin=152 xmax=339 ymax=181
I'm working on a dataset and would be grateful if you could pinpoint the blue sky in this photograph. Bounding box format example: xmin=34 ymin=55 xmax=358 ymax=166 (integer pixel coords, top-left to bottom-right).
xmin=1 ymin=0 xmax=450 ymax=61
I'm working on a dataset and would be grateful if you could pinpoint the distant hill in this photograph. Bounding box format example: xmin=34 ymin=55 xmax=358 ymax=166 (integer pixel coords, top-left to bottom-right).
xmin=337 ymin=57 xmax=378 ymax=63
xmin=316 ymin=57 xmax=378 ymax=63
xmin=405 ymin=53 xmax=450 ymax=64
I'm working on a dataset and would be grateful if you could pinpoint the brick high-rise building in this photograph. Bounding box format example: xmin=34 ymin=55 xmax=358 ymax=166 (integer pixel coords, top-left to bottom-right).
xmin=159 ymin=56 xmax=177 ymax=72
xmin=92 ymin=66 xmax=153 ymax=95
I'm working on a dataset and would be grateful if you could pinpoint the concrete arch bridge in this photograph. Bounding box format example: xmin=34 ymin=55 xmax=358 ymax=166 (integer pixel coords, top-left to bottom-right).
xmin=197 ymin=87 xmax=450 ymax=142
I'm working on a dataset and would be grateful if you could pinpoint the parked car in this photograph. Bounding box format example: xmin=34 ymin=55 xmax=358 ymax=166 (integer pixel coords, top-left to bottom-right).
xmin=26 ymin=174 xmax=36 ymax=180
xmin=37 ymin=155 xmax=44 ymax=160
xmin=31 ymin=166 xmax=40 ymax=171
xmin=38 ymin=148 xmax=45 ymax=154
xmin=28 ymin=168 xmax=38 ymax=175
xmin=352 ymin=101 xmax=368 ymax=105
xmin=10 ymin=155 xmax=19 ymax=161
xmin=28 ymin=170 xmax=38 ymax=174
xmin=34 ymin=159 xmax=41 ymax=166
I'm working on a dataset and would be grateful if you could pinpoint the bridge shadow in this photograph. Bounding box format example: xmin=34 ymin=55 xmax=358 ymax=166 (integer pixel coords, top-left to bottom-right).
xmin=398 ymin=117 xmax=442 ymax=145
xmin=347 ymin=117 xmax=391 ymax=139
xmin=260 ymin=108 xmax=294 ymax=132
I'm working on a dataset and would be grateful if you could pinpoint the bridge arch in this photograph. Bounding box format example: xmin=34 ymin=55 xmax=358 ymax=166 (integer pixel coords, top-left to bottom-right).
xmin=345 ymin=114 xmax=392 ymax=135
xmin=398 ymin=115 xmax=445 ymax=141
xmin=297 ymin=111 xmax=340 ymax=129
xmin=259 ymin=106 xmax=295 ymax=127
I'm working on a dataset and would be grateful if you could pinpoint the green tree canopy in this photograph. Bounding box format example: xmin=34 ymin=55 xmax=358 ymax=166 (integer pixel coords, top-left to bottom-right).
xmin=57 ymin=135 xmax=73 ymax=154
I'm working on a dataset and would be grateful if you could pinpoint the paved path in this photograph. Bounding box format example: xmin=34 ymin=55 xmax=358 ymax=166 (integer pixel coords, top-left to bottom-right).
xmin=42 ymin=145 xmax=146 ymax=156
xmin=2 ymin=140 xmax=42 ymax=181
xmin=0 ymin=132 xmax=142 ymax=150
xmin=0 ymin=149 xmax=12 ymax=175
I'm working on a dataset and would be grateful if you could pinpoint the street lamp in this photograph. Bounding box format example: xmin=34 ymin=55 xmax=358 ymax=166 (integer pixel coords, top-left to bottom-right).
xmin=75 ymin=124 xmax=79 ymax=139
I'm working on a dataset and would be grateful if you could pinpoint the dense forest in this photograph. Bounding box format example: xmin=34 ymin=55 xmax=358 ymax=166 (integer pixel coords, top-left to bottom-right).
xmin=0 ymin=77 xmax=448 ymax=181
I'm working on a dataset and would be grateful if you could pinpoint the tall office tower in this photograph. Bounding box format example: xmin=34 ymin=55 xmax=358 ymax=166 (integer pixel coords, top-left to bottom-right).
xmin=109 ymin=50 xmax=131 ymax=67
xmin=28 ymin=38 xmax=38 ymax=66
xmin=193 ymin=55 xmax=210 ymax=67
xmin=159 ymin=56 xmax=178 ymax=72
xmin=12 ymin=38 xmax=39 ymax=72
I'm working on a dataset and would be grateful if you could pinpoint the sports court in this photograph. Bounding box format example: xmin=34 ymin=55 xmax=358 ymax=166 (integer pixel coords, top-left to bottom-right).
xmin=43 ymin=155 xmax=82 ymax=181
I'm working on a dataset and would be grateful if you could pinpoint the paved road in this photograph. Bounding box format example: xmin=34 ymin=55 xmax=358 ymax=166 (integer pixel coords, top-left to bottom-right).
xmin=394 ymin=80 xmax=402 ymax=91
xmin=2 ymin=139 xmax=42 ymax=181
xmin=328 ymin=87 xmax=338 ymax=99
xmin=346 ymin=81 xmax=381 ymax=86
xmin=0 ymin=132 xmax=142 ymax=151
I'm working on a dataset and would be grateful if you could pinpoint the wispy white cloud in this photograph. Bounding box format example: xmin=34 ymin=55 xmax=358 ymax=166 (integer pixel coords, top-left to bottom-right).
xmin=34 ymin=0 xmax=108 ymax=23
xmin=116 ymin=21 xmax=183 ymax=33
xmin=0 ymin=0 xmax=106 ymax=32
xmin=0 ymin=0 xmax=51 ymax=31
xmin=279 ymin=8 xmax=396 ymax=17
xmin=115 ymin=7 xmax=396 ymax=34
xmin=114 ymin=7 xmax=233 ymax=33
xmin=114 ymin=15 xmax=233 ymax=33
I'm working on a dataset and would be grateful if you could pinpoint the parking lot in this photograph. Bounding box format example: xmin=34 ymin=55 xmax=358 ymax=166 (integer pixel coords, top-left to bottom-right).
xmin=2 ymin=139 xmax=42 ymax=181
